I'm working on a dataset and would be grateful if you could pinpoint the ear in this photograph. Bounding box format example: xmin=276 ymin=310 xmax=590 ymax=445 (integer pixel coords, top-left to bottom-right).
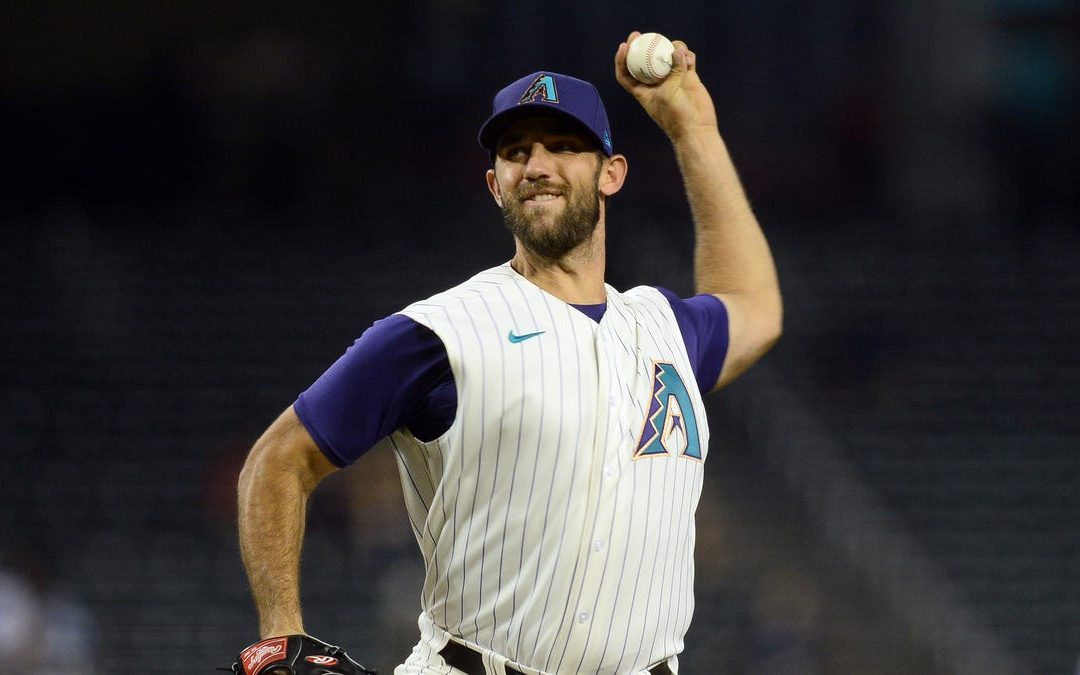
xmin=599 ymin=154 xmax=628 ymax=197
xmin=485 ymin=168 xmax=504 ymax=208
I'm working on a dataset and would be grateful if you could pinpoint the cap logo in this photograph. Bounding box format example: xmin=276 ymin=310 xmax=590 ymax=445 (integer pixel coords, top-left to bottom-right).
xmin=519 ymin=74 xmax=559 ymax=105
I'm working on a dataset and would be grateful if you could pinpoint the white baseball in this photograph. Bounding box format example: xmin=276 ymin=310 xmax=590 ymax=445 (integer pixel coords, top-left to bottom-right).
xmin=626 ymin=32 xmax=675 ymax=85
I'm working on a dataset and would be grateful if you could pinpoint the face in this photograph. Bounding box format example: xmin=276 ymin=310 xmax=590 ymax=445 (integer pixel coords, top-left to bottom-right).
xmin=487 ymin=117 xmax=609 ymax=261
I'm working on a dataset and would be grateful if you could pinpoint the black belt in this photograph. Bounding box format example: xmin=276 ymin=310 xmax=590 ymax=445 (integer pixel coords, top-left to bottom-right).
xmin=438 ymin=640 xmax=523 ymax=675
xmin=438 ymin=640 xmax=673 ymax=675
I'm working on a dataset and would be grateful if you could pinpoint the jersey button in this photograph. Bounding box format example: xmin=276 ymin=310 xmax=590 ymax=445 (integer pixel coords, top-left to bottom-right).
xmin=608 ymin=393 xmax=618 ymax=407
xmin=603 ymin=465 xmax=615 ymax=479
xmin=592 ymin=539 xmax=605 ymax=552
xmin=577 ymin=611 xmax=590 ymax=624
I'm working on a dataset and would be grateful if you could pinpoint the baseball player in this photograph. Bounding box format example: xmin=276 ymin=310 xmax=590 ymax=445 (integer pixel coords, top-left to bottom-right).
xmin=235 ymin=32 xmax=782 ymax=675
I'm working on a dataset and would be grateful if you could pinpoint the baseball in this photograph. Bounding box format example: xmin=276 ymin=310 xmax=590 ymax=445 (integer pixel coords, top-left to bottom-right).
xmin=626 ymin=32 xmax=675 ymax=84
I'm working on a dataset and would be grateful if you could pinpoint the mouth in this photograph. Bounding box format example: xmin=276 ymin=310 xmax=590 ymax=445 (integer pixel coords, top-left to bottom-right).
xmin=520 ymin=190 xmax=564 ymax=207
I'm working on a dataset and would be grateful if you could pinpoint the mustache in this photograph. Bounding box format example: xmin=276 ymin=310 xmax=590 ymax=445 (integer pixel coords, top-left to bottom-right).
xmin=514 ymin=181 xmax=566 ymax=200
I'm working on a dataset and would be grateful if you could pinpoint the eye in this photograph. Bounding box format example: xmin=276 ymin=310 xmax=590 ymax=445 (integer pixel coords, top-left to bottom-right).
xmin=503 ymin=145 xmax=528 ymax=161
xmin=552 ymin=140 xmax=579 ymax=153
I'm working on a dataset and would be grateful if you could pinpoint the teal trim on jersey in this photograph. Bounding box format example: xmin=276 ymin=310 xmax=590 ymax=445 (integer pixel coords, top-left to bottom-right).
xmin=634 ymin=362 xmax=702 ymax=460
xmin=508 ymin=330 xmax=546 ymax=343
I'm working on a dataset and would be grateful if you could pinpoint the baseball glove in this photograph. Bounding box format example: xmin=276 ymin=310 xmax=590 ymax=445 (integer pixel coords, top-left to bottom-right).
xmin=228 ymin=634 xmax=376 ymax=675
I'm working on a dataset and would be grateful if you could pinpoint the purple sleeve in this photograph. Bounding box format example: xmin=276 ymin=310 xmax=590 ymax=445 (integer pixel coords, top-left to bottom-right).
xmin=655 ymin=288 xmax=730 ymax=395
xmin=294 ymin=314 xmax=454 ymax=467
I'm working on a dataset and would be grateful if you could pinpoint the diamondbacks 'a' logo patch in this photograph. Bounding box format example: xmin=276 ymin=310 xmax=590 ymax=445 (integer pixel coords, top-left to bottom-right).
xmin=634 ymin=361 xmax=702 ymax=460
xmin=519 ymin=74 xmax=559 ymax=104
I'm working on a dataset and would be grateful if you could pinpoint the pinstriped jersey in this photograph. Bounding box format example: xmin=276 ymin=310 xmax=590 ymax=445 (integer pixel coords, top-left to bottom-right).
xmin=385 ymin=262 xmax=709 ymax=674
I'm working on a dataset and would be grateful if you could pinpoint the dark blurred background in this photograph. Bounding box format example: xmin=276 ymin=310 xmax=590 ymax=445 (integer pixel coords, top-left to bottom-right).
xmin=1 ymin=2 xmax=1077 ymax=673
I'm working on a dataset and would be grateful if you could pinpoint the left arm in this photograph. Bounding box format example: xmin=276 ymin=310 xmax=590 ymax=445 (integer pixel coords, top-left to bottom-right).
xmin=615 ymin=32 xmax=782 ymax=390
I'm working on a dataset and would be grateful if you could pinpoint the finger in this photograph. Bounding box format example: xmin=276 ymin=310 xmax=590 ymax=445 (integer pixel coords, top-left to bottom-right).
xmin=614 ymin=40 xmax=630 ymax=78
xmin=671 ymin=46 xmax=690 ymax=74
xmin=615 ymin=38 xmax=629 ymax=69
xmin=614 ymin=38 xmax=642 ymax=92
xmin=668 ymin=39 xmax=697 ymax=74
xmin=615 ymin=31 xmax=641 ymax=71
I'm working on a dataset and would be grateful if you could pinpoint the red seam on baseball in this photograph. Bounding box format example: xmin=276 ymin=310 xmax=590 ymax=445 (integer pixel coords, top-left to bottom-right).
xmin=645 ymin=34 xmax=659 ymax=80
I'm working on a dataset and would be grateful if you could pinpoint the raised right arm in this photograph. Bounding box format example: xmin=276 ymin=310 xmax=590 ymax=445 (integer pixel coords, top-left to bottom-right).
xmin=238 ymin=405 xmax=338 ymax=638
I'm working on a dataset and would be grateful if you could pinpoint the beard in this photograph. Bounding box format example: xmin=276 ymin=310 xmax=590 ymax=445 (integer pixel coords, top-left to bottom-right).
xmin=501 ymin=173 xmax=602 ymax=262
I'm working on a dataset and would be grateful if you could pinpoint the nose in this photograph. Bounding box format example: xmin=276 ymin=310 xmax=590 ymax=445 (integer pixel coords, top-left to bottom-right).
xmin=523 ymin=142 xmax=554 ymax=180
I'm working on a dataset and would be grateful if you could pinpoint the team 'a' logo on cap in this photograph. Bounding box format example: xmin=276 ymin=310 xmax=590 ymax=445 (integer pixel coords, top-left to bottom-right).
xmin=519 ymin=74 xmax=559 ymax=104
xmin=634 ymin=362 xmax=702 ymax=461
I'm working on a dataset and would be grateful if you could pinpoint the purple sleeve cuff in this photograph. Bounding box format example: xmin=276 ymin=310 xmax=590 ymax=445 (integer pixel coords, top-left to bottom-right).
xmin=293 ymin=395 xmax=348 ymax=466
xmin=655 ymin=288 xmax=730 ymax=395
xmin=294 ymin=314 xmax=452 ymax=467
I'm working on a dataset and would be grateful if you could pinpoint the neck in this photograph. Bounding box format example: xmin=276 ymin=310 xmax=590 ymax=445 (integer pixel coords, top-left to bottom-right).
xmin=510 ymin=220 xmax=607 ymax=304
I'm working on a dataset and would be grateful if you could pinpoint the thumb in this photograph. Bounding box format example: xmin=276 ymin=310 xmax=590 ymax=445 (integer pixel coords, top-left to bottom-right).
xmin=666 ymin=41 xmax=699 ymax=84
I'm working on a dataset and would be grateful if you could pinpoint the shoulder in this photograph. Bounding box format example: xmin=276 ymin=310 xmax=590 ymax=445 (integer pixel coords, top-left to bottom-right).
xmin=618 ymin=284 xmax=682 ymax=322
xmin=621 ymin=286 xmax=730 ymax=395
xmin=617 ymin=284 xmax=669 ymax=308
xmin=360 ymin=313 xmax=445 ymax=357
xmin=401 ymin=264 xmax=517 ymax=320
xmin=649 ymin=286 xmax=727 ymax=320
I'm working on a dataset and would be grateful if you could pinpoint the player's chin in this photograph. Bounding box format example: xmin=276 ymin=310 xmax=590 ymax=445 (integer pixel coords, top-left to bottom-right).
xmin=526 ymin=216 xmax=566 ymax=237
xmin=518 ymin=204 xmax=562 ymax=225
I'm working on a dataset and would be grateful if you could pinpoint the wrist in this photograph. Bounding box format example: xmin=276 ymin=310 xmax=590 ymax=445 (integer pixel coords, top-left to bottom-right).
xmin=669 ymin=124 xmax=725 ymax=159
xmin=260 ymin=618 xmax=305 ymax=639
xmin=667 ymin=121 xmax=721 ymax=145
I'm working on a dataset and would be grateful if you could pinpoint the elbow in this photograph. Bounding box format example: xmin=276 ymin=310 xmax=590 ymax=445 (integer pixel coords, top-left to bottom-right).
xmin=765 ymin=324 xmax=782 ymax=354
xmin=237 ymin=439 xmax=308 ymax=517
xmin=749 ymin=284 xmax=783 ymax=350
xmin=237 ymin=438 xmax=271 ymax=503
xmin=238 ymin=426 xmax=292 ymax=500
xmin=758 ymin=318 xmax=782 ymax=360
xmin=239 ymin=409 xmax=336 ymax=500
xmin=762 ymin=293 xmax=784 ymax=352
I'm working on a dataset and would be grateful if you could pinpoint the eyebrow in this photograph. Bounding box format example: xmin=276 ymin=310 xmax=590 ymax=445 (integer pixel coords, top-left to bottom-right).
xmin=498 ymin=123 xmax=594 ymax=149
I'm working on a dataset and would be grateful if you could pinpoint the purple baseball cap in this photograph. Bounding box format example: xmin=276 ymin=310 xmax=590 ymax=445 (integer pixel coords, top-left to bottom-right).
xmin=478 ymin=72 xmax=614 ymax=157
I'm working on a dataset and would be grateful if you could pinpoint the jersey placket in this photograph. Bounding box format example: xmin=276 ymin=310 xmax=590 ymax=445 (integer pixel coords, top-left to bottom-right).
xmin=549 ymin=296 xmax=637 ymax=672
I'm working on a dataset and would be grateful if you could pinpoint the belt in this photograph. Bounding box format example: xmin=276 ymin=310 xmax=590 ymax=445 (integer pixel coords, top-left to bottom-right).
xmin=438 ymin=640 xmax=673 ymax=675
xmin=438 ymin=640 xmax=522 ymax=675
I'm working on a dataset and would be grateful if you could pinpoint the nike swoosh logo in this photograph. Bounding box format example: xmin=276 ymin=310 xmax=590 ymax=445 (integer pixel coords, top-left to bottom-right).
xmin=508 ymin=330 xmax=545 ymax=343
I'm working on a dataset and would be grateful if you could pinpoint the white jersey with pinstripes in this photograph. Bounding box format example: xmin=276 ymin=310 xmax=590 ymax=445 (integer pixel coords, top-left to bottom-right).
xmin=386 ymin=262 xmax=709 ymax=675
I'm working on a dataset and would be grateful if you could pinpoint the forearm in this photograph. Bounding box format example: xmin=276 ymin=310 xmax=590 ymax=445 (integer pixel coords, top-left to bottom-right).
xmin=617 ymin=34 xmax=783 ymax=387
xmin=238 ymin=437 xmax=317 ymax=637
xmin=673 ymin=126 xmax=780 ymax=310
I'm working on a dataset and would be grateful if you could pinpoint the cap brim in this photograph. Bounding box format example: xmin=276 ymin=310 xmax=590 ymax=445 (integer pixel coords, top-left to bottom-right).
xmin=478 ymin=104 xmax=609 ymax=156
